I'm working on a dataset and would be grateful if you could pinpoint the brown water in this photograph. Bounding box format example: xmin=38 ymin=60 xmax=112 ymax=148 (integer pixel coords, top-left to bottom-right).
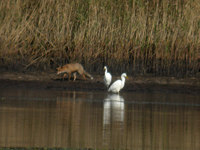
xmin=0 ymin=88 xmax=200 ymax=150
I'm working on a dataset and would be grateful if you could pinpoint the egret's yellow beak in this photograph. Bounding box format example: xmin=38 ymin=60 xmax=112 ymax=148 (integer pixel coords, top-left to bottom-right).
xmin=126 ymin=76 xmax=128 ymax=79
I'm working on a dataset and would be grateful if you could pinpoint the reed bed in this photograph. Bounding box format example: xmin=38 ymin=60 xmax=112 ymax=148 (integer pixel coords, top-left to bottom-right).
xmin=0 ymin=0 xmax=199 ymax=76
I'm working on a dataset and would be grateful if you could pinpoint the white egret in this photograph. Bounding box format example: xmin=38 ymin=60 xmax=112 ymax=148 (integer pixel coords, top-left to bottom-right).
xmin=108 ymin=73 xmax=127 ymax=93
xmin=104 ymin=66 xmax=112 ymax=87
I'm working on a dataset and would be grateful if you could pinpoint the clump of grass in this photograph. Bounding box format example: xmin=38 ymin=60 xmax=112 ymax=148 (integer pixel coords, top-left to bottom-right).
xmin=0 ymin=0 xmax=199 ymax=77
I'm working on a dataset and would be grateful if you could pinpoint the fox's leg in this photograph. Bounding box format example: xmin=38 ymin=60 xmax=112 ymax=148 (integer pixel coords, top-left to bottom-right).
xmin=78 ymin=70 xmax=86 ymax=80
xmin=73 ymin=72 xmax=77 ymax=81
xmin=68 ymin=73 xmax=71 ymax=81
xmin=82 ymin=74 xmax=86 ymax=80
xmin=63 ymin=73 xmax=67 ymax=80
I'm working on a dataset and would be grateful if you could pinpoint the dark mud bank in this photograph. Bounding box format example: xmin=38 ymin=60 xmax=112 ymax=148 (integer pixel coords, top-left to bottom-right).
xmin=0 ymin=72 xmax=199 ymax=95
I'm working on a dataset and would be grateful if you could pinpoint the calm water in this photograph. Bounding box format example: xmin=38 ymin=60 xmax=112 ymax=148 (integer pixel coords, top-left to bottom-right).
xmin=0 ymin=88 xmax=200 ymax=150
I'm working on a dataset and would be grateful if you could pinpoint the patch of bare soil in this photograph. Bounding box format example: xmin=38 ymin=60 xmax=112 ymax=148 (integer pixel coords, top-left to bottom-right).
xmin=0 ymin=72 xmax=199 ymax=94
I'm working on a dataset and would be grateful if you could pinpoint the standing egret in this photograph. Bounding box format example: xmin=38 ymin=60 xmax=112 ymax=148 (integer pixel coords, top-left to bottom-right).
xmin=108 ymin=73 xmax=127 ymax=93
xmin=104 ymin=66 xmax=112 ymax=87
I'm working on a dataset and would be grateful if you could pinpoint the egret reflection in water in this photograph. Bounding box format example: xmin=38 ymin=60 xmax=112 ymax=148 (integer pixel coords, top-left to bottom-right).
xmin=103 ymin=94 xmax=125 ymax=125
xmin=1 ymin=88 xmax=200 ymax=149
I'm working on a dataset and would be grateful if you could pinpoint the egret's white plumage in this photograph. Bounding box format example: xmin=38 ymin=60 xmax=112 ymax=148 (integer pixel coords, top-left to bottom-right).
xmin=108 ymin=73 xmax=127 ymax=93
xmin=104 ymin=66 xmax=112 ymax=87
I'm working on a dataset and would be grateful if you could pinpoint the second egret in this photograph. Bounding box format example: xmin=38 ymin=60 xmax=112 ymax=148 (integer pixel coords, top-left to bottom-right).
xmin=108 ymin=73 xmax=127 ymax=93
xmin=104 ymin=66 xmax=112 ymax=87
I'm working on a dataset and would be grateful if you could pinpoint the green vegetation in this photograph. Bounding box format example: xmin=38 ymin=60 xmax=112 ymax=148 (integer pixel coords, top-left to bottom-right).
xmin=0 ymin=0 xmax=199 ymax=76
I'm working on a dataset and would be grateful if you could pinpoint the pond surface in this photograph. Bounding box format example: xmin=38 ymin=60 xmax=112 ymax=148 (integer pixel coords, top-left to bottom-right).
xmin=0 ymin=88 xmax=200 ymax=150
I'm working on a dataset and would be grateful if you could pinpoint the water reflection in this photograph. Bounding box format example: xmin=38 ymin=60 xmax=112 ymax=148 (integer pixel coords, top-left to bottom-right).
xmin=103 ymin=94 xmax=125 ymax=125
xmin=103 ymin=94 xmax=125 ymax=148
xmin=0 ymin=89 xmax=200 ymax=150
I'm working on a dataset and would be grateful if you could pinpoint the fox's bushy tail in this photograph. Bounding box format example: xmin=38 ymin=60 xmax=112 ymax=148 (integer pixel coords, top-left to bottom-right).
xmin=84 ymin=71 xmax=93 ymax=80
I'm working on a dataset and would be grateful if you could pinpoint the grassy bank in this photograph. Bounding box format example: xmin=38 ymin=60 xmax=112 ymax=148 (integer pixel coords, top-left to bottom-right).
xmin=0 ymin=0 xmax=199 ymax=76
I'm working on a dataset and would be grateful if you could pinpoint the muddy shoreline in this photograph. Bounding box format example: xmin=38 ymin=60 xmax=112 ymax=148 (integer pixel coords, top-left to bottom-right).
xmin=0 ymin=72 xmax=200 ymax=95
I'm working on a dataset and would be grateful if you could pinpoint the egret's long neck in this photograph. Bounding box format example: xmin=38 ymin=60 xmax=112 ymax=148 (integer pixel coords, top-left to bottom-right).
xmin=120 ymin=76 xmax=126 ymax=89
xmin=105 ymin=69 xmax=107 ymax=74
xmin=121 ymin=76 xmax=125 ymax=83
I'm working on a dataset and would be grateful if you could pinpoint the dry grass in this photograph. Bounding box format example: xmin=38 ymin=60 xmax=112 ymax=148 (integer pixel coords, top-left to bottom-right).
xmin=0 ymin=0 xmax=199 ymax=76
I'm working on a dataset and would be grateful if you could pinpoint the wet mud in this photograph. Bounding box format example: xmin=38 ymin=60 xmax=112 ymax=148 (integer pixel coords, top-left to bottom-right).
xmin=0 ymin=72 xmax=200 ymax=95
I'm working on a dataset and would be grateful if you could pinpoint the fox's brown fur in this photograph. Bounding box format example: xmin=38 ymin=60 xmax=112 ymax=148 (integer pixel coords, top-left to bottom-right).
xmin=57 ymin=63 xmax=93 ymax=81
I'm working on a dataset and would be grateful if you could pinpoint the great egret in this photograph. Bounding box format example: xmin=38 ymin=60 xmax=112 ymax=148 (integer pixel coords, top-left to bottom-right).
xmin=104 ymin=66 xmax=112 ymax=87
xmin=108 ymin=73 xmax=127 ymax=93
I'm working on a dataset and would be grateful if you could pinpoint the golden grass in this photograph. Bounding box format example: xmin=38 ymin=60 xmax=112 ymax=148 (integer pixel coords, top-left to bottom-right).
xmin=0 ymin=0 xmax=199 ymax=76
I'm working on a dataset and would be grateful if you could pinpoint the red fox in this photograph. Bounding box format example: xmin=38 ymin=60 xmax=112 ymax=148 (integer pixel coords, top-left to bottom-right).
xmin=57 ymin=63 xmax=93 ymax=81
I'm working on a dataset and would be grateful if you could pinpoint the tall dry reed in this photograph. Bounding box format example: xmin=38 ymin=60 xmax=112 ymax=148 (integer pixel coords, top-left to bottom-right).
xmin=0 ymin=0 xmax=199 ymax=76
